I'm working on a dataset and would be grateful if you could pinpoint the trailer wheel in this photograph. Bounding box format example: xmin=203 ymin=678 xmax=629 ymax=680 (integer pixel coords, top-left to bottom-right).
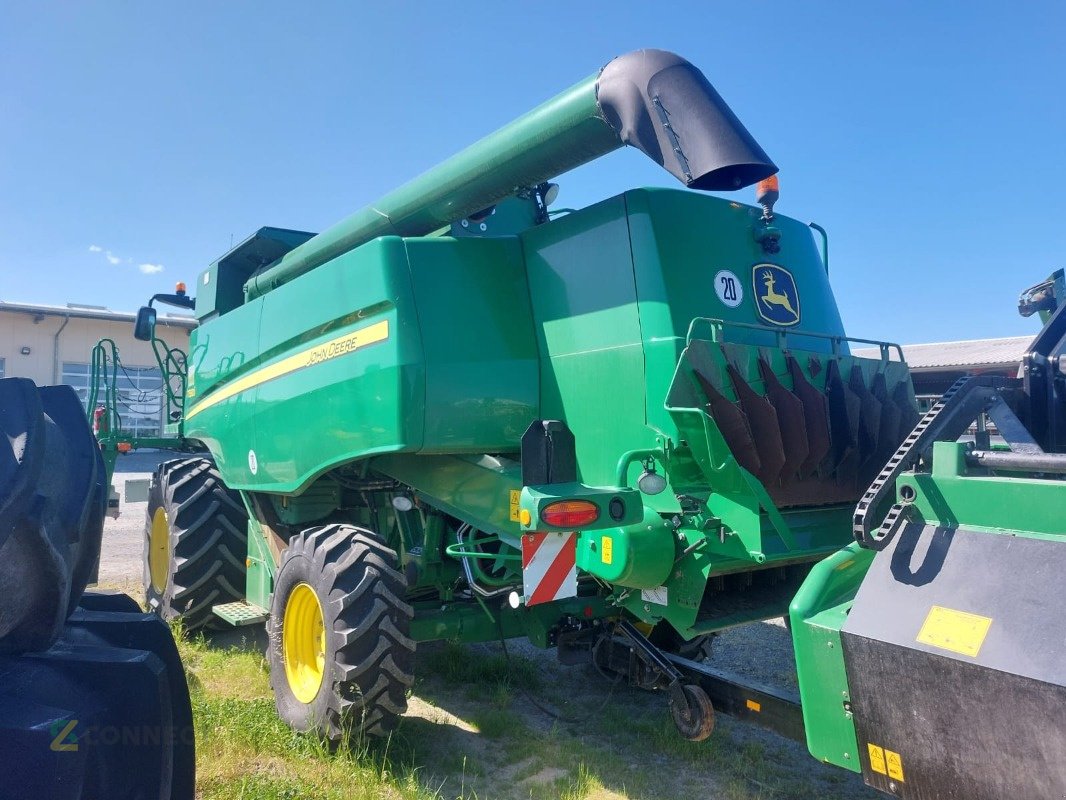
xmin=268 ymin=524 xmax=415 ymax=740
xmin=143 ymin=457 xmax=247 ymax=631
xmin=670 ymin=683 xmax=715 ymax=741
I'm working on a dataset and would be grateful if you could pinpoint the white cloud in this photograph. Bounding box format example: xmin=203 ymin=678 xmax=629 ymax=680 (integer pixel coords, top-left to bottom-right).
xmin=90 ymin=244 xmax=164 ymax=276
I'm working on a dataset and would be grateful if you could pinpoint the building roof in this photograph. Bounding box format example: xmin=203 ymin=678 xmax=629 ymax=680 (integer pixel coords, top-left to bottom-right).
xmin=0 ymin=300 xmax=196 ymax=329
xmin=853 ymin=335 xmax=1033 ymax=371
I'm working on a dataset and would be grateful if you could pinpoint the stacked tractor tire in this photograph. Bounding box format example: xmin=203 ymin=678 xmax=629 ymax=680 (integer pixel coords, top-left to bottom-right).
xmin=0 ymin=378 xmax=194 ymax=800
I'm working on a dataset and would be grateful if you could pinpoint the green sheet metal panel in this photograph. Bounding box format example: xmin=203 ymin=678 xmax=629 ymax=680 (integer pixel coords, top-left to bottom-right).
xmin=404 ymin=237 xmax=538 ymax=453
xmin=187 ymin=237 xmax=425 ymax=491
xmin=189 ymin=233 xmax=541 ymax=493
xmin=250 ymin=237 xmax=423 ymax=492
xmin=373 ymin=453 xmax=523 ymax=542
xmin=627 ymin=188 xmax=846 ymax=344
xmin=520 ymin=196 xmax=654 ymax=486
xmin=790 ymin=542 xmax=873 ymax=772
xmin=183 ymin=296 xmax=264 ymax=482
xmin=626 ymin=189 xmax=848 ymax=437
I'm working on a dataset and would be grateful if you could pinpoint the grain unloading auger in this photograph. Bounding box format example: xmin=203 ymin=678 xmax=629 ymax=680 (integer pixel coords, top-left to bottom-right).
xmin=126 ymin=49 xmax=925 ymax=767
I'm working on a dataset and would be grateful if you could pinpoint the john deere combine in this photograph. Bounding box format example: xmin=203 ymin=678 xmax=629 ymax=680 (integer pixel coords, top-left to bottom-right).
xmin=115 ymin=47 xmax=1066 ymax=797
xmin=132 ymin=47 xmax=915 ymax=739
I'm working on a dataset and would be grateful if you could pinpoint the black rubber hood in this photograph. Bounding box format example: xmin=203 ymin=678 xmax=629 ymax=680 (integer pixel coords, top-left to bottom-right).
xmin=597 ymin=49 xmax=777 ymax=191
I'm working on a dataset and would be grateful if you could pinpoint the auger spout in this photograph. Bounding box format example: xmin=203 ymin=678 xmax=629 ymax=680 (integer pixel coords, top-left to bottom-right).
xmin=244 ymin=48 xmax=776 ymax=300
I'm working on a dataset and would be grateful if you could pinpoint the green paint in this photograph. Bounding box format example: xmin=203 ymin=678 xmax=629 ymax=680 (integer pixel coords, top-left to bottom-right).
xmin=114 ymin=60 xmax=924 ymax=781
xmin=901 ymin=441 xmax=1066 ymax=538
xmin=244 ymin=512 xmax=277 ymax=612
xmin=173 ymin=187 xmax=908 ymax=649
xmin=244 ymin=73 xmax=619 ymax=300
xmin=573 ymin=504 xmax=675 ymax=589
xmin=791 ymin=439 xmax=1066 ymax=771
xmin=790 ymin=543 xmax=873 ymax=772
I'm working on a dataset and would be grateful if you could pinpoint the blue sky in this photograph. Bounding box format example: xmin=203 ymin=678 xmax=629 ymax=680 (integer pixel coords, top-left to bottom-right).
xmin=2 ymin=2 xmax=1063 ymax=343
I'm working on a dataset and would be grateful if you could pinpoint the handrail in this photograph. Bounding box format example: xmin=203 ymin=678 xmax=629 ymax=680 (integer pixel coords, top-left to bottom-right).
xmin=684 ymin=317 xmax=906 ymax=363
xmin=150 ymin=335 xmax=189 ymax=425
xmin=87 ymin=335 xmax=188 ymax=434
xmin=808 ymin=222 xmax=829 ymax=274
xmin=87 ymin=338 xmax=122 ymax=432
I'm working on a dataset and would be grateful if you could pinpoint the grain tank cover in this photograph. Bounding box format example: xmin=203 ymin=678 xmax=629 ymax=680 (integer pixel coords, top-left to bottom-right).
xmin=244 ymin=48 xmax=777 ymax=300
xmin=597 ymin=49 xmax=774 ymax=191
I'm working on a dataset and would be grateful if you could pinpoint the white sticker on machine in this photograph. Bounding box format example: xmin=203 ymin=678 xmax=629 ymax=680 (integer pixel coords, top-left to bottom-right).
xmin=641 ymin=586 xmax=669 ymax=606
xmin=713 ymin=269 xmax=743 ymax=308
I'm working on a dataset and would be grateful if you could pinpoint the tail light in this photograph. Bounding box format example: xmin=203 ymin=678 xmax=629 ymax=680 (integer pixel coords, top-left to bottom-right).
xmin=540 ymin=500 xmax=599 ymax=528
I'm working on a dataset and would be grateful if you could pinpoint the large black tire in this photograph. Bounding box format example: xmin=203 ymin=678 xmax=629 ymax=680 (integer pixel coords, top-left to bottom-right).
xmin=268 ymin=524 xmax=415 ymax=740
xmin=143 ymin=457 xmax=247 ymax=631
xmin=0 ymin=379 xmax=106 ymax=653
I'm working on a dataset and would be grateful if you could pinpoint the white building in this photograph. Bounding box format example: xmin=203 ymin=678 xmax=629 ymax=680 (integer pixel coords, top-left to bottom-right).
xmin=0 ymin=300 xmax=196 ymax=435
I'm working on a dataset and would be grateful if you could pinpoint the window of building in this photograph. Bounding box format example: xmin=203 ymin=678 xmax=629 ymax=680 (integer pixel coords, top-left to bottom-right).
xmin=62 ymin=361 xmax=165 ymax=436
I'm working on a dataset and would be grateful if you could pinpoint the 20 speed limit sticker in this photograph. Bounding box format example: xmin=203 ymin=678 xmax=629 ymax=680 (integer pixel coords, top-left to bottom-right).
xmin=714 ymin=269 xmax=743 ymax=308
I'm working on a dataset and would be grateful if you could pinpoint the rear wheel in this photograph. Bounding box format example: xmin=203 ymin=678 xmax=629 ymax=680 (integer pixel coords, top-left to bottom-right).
xmin=143 ymin=457 xmax=247 ymax=631
xmin=268 ymin=524 xmax=415 ymax=739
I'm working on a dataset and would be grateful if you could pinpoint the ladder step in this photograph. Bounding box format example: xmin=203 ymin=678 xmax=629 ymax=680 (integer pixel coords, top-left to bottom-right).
xmin=212 ymin=601 xmax=269 ymax=626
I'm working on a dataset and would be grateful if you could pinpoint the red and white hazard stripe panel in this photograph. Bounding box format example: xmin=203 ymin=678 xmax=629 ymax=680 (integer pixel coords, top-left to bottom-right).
xmin=521 ymin=532 xmax=577 ymax=607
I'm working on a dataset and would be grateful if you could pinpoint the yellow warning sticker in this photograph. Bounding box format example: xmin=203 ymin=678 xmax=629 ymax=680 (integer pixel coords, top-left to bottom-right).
xmin=885 ymin=749 xmax=905 ymax=782
xmin=867 ymin=744 xmax=887 ymax=776
xmin=745 ymin=699 xmax=761 ymax=713
xmin=509 ymin=490 xmax=520 ymax=523
xmin=916 ymin=605 xmax=993 ymax=657
xmin=601 ymin=536 xmax=613 ymax=565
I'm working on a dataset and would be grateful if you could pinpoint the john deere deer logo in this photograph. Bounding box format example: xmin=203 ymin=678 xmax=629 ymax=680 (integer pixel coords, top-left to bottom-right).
xmin=753 ymin=264 xmax=800 ymax=326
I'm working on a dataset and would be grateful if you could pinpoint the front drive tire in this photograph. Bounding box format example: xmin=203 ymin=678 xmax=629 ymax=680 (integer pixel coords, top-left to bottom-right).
xmin=268 ymin=524 xmax=415 ymax=740
xmin=143 ymin=457 xmax=247 ymax=631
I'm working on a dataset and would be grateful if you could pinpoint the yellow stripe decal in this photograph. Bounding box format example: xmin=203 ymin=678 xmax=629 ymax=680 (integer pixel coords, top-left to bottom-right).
xmin=185 ymin=319 xmax=389 ymax=420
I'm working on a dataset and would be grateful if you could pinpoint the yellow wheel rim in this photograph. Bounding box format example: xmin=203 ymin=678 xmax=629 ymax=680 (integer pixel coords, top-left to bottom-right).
xmin=149 ymin=507 xmax=170 ymax=593
xmin=283 ymin=582 xmax=327 ymax=704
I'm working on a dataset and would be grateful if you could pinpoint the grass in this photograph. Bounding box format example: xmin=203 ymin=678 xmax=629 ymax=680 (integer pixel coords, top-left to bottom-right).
xmin=174 ymin=631 xmax=874 ymax=800
xmin=180 ymin=635 xmax=436 ymax=800
xmin=419 ymin=641 xmax=542 ymax=693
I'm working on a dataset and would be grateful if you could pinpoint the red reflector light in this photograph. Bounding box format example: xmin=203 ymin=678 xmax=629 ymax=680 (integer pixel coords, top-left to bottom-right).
xmin=541 ymin=500 xmax=599 ymax=528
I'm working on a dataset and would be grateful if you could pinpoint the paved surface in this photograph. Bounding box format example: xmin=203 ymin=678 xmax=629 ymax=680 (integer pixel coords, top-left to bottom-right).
xmin=98 ymin=450 xmax=173 ymax=588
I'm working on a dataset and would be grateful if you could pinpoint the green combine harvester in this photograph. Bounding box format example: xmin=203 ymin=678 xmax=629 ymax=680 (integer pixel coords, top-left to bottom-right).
xmin=86 ymin=49 xmax=1064 ymax=798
